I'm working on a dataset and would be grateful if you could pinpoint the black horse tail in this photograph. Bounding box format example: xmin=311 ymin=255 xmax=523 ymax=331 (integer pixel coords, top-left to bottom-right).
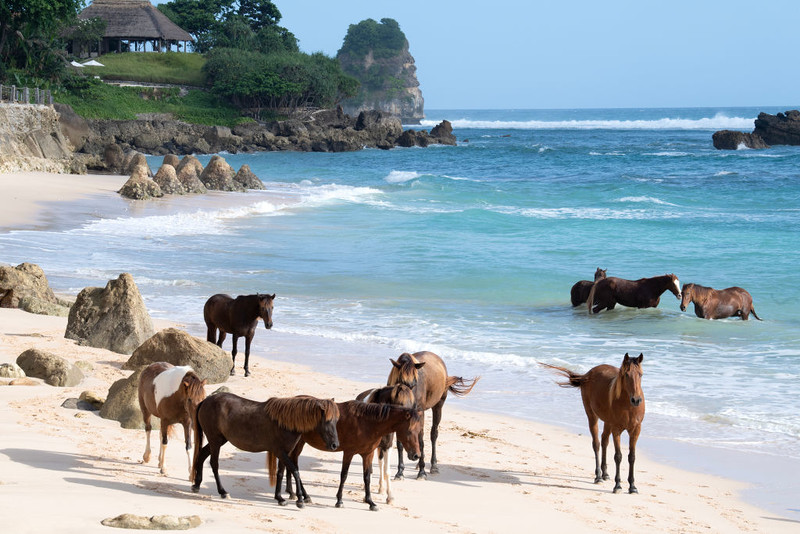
xmin=751 ymin=306 xmax=763 ymax=321
xmin=189 ymin=399 xmax=204 ymax=484
xmin=539 ymin=362 xmax=587 ymax=388
xmin=446 ymin=375 xmax=480 ymax=397
xmin=586 ymin=279 xmax=599 ymax=315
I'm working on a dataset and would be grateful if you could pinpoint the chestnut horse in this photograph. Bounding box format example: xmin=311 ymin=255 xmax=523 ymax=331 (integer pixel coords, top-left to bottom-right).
xmin=571 ymin=268 xmax=607 ymax=306
xmin=191 ymin=393 xmax=339 ymax=508
xmin=680 ymin=283 xmax=762 ymax=320
xmin=587 ymin=274 xmax=681 ymax=314
xmin=282 ymin=399 xmax=423 ymax=511
xmin=203 ymin=293 xmax=275 ymax=376
xmin=138 ymin=362 xmax=206 ymax=479
xmin=541 ymin=353 xmax=645 ymax=493
xmin=387 ymin=351 xmax=480 ymax=479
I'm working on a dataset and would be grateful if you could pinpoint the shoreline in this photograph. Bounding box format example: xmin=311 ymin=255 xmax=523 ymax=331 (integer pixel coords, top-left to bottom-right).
xmin=1 ymin=170 xmax=799 ymax=531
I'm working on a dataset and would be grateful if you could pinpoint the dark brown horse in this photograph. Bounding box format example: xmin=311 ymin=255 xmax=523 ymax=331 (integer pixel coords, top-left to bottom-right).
xmin=282 ymin=399 xmax=423 ymax=511
xmin=203 ymin=293 xmax=275 ymax=376
xmin=680 ymin=283 xmax=762 ymax=320
xmin=387 ymin=351 xmax=480 ymax=479
xmin=190 ymin=393 xmax=339 ymax=508
xmin=541 ymin=353 xmax=645 ymax=494
xmin=571 ymin=268 xmax=607 ymax=306
xmin=138 ymin=362 xmax=206 ymax=479
xmin=587 ymin=274 xmax=681 ymax=314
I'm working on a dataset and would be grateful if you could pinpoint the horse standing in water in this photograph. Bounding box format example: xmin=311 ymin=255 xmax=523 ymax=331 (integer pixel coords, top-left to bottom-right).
xmin=571 ymin=268 xmax=607 ymax=307
xmin=541 ymin=353 xmax=645 ymax=494
xmin=282 ymin=399 xmax=423 ymax=511
xmin=587 ymin=274 xmax=681 ymax=314
xmin=138 ymin=362 xmax=206 ymax=479
xmin=387 ymin=351 xmax=480 ymax=480
xmin=203 ymin=293 xmax=275 ymax=376
xmin=191 ymin=393 xmax=339 ymax=508
xmin=680 ymin=283 xmax=762 ymax=320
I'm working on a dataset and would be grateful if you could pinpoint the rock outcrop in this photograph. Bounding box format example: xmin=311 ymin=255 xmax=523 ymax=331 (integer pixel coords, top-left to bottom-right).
xmin=233 ymin=164 xmax=264 ymax=190
xmin=0 ymin=262 xmax=72 ymax=316
xmin=753 ymin=110 xmax=800 ymax=145
xmin=152 ymin=163 xmax=185 ymax=195
xmin=199 ymin=155 xmax=244 ymax=192
xmin=0 ymin=104 xmax=75 ymax=173
xmin=99 ymin=369 xmax=145 ymax=429
xmin=118 ymin=165 xmax=163 ymax=200
xmin=122 ymin=328 xmax=232 ymax=384
xmin=16 ymin=348 xmax=84 ymax=387
xmin=65 ymin=273 xmax=155 ymax=354
xmin=712 ymin=130 xmax=769 ymax=150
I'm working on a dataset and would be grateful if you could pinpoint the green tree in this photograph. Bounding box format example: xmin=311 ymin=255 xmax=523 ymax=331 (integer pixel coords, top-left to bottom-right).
xmin=339 ymin=18 xmax=407 ymax=60
xmin=157 ymin=0 xmax=235 ymax=52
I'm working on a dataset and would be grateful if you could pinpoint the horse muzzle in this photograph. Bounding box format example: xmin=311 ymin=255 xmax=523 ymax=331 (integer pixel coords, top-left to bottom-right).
xmin=680 ymin=304 xmax=686 ymax=311
xmin=264 ymin=321 xmax=273 ymax=329
xmin=630 ymin=396 xmax=642 ymax=407
xmin=328 ymin=441 xmax=339 ymax=451
xmin=407 ymin=451 xmax=420 ymax=461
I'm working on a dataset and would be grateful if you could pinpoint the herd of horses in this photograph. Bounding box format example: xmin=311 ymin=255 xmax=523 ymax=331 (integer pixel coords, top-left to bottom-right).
xmin=137 ymin=276 xmax=761 ymax=510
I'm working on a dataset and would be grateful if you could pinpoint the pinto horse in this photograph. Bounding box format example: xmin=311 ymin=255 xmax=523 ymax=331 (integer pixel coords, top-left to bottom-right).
xmin=203 ymin=293 xmax=275 ymax=377
xmin=282 ymin=399 xmax=423 ymax=511
xmin=387 ymin=351 xmax=480 ymax=480
xmin=541 ymin=353 xmax=645 ymax=494
xmin=191 ymin=393 xmax=339 ymax=508
xmin=571 ymin=268 xmax=607 ymax=307
xmin=138 ymin=362 xmax=206 ymax=479
xmin=587 ymin=274 xmax=681 ymax=314
xmin=680 ymin=283 xmax=762 ymax=320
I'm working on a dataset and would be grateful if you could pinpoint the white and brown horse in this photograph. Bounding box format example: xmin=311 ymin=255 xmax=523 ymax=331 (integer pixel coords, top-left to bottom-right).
xmin=138 ymin=362 xmax=206 ymax=478
xmin=680 ymin=283 xmax=762 ymax=320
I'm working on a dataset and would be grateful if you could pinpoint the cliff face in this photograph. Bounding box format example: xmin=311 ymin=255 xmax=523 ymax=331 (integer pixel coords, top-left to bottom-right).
xmin=0 ymin=104 xmax=74 ymax=173
xmin=337 ymin=46 xmax=425 ymax=124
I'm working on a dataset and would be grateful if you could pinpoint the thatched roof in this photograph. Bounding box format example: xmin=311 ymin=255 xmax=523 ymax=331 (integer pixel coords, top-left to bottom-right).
xmin=79 ymin=0 xmax=194 ymax=41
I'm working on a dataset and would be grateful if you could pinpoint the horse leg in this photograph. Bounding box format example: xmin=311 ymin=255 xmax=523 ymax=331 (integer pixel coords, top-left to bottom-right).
xmin=362 ymin=450 xmax=378 ymax=511
xmin=416 ymin=410 xmax=428 ymax=480
xmin=394 ymin=434 xmax=406 ymax=480
xmin=243 ymin=334 xmax=252 ymax=377
xmin=142 ymin=410 xmax=152 ymax=464
xmin=335 ymin=452 xmax=354 ymax=508
xmin=429 ymin=400 xmax=444 ymax=474
xmin=274 ymin=458 xmax=287 ymax=506
xmin=280 ymin=453 xmax=306 ymax=509
xmin=158 ymin=424 xmax=169 ymax=476
xmin=585 ymin=410 xmax=602 ymax=483
xmin=182 ymin=419 xmax=193 ymax=481
xmin=378 ymin=445 xmax=393 ymax=504
xmin=209 ymin=442 xmax=229 ymax=498
xmin=191 ymin=443 xmax=210 ymax=493
xmin=230 ymin=335 xmax=238 ymax=376
xmin=600 ymin=425 xmax=611 ymax=480
xmin=627 ymin=425 xmax=641 ymax=494
xmin=612 ymin=431 xmax=623 ymax=494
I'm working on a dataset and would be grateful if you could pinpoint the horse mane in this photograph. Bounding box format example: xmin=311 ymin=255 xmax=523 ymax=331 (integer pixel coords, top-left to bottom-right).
xmin=609 ymin=373 xmax=623 ymax=405
xmin=347 ymin=400 xmax=393 ymax=421
xmin=183 ymin=371 xmax=207 ymax=401
xmin=388 ymin=353 xmax=420 ymax=386
xmin=264 ymin=396 xmax=339 ymax=433
xmin=365 ymin=384 xmax=415 ymax=408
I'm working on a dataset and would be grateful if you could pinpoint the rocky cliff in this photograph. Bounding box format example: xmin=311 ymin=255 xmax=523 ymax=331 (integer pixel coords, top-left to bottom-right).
xmin=0 ymin=104 xmax=75 ymax=173
xmin=712 ymin=109 xmax=800 ymax=149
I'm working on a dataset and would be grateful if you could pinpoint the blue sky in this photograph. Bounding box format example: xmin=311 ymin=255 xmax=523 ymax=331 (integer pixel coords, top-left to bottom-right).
xmin=153 ymin=1 xmax=800 ymax=110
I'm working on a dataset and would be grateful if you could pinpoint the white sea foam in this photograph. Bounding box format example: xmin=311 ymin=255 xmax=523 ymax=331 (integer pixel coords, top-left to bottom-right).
xmin=420 ymin=114 xmax=754 ymax=131
xmin=589 ymin=151 xmax=625 ymax=156
xmin=385 ymin=170 xmax=421 ymax=183
xmin=615 ymin=196 xmax=677 ymax=206
xmin=642 ymin=151 xmax=691 ymax=157
xmin=714 ymin=171 xmax=736 ymax=176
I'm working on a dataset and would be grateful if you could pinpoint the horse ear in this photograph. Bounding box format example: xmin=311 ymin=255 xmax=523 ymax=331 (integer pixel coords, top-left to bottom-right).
xmin=271 ymin=293 xmax=276 ymax=299
xmin=390 ymin=358 xmax=400 ymax=369
xmin=623 ymin=353 xmax=630 ymax=363
xmin=636 ymin=353 xmax=644 ymax=363
xmin=201 ymin=379 xmax=207 ymax=386
xmin=415 ymin=362 xmax=426 ymax=369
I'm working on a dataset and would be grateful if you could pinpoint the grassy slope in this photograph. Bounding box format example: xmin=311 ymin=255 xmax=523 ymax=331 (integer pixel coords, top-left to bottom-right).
xmin=82 ymin=52 xmax=207 ymax=86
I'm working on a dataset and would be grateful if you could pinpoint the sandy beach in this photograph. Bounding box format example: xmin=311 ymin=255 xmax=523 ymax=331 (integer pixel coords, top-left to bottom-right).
xmin=1 ymin=171 xmax=797 ymax=533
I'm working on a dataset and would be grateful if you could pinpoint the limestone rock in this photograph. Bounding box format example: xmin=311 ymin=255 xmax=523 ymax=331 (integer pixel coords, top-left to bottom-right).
xmin=61 ymin=397 xmax=98 ymax=410
xmin=119 ymin=166 xmax=164 ymax=200
xmin=175 ymin=155 xmax=204 ymax=175
xmin=122 ymin=328 xmax=231 ymax=384
xmin=712 ymin=130 xmax=769 ymax=150
xmin=101 ymin=514 xmax=202 ymax=530
xmin=153 ymin=164 xmax=185 ymax=195
xmin=429 ymin=120 xmax=457 ymax=145
xmin=176 ymin=165 xmax=207 ymax=194
xmin=55 ymin=102 xmax=91 ymax=152
xmin=126 ymin=153 xmax=152 ymax=176
xmin=65 ymin=273 xmax=155 ymax=355
xmin=103 ymin=144 xmax=125 ymax=173
xmin=99 ymin=369 xmax=148 ymax=429
xmin=162 ymin=154 xmax=180 ymax=167
xmin=233 ymin=164 xmax=264 ymax=190
xmin=8 ymin=377 xmax=39 ymax=386
xmin=0 ymin=262 xmax=71 ymax=316
xmin=0 ymin=362 xmax=25 ymax=378
xmin=199 ymin=155 xmax=244 ymax=191
xmin=16 ymin=348 xmax=84 ymax=387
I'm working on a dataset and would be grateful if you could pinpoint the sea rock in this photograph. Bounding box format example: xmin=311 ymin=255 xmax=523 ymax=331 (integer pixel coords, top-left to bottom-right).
xmin=104 ymin=143 xmax=125 ymax=173
xmin=126 ymin=153 xmax=152 ymax=176
xmin=752 ymin=110 xmax=800 ymax=146
xmin=101 ymin=514 xmax=202 ymax=530
xmin=175 ymin=154 xmax=204 ymax=176
xmin=429 ymin=120 xmax=457 ymax=145
xmin=119 ymin=166 xmax=164 ymax=200
xmin=176 ymin=165 xmax=207 ymax=194
xmin=16 ymin=348 xmax=84 ymax=387
xmin=0 ymin=362 xmax=26 ymax=378
xmin=0 ymin=262 xmax=72 ymax=316
xmin=199 ymin=155 xmax=244 ymax=191
xmin=355 ymin=110 xmax=403 ymax=141
xmin=233 ymin=164 xmax=264 ymax=190
xmin=396 ymin=129 xmax=431 ymax=148
xmin=122 ymin=328 xmax=231 ymax=384
xmin=61 ymin=397 xmax=97 ymax=411
xmin=65 ymin=273 xmax=155 ymax=355
xmin=162 ymin=154 xmax=180 ymax=167
xmin=55 ymin=102 xmax=91 ymax=152
xmin=100 ymin=369 xmax=148 ymax=429
xmin=712 ymin=130 xmax=769 ymax=150
xmin=153 ymin=164 xmax=185 ymax=195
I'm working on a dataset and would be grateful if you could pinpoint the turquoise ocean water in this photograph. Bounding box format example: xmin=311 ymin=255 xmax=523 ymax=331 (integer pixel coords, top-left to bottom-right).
xmin=1 ymin=107 xmax=798 ymax=514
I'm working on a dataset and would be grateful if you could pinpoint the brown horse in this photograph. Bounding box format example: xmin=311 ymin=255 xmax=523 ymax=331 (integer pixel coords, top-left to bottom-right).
xmin=190 ymin=393 xmax=339 ymax=508
xmin=587 ymin=274 xmax=681 ymax=314
xmin=203 ymin=293 xmax=275 ymax=377
xmin=541 ymin=353 xmax=645 ymax=494
xmin=680 ymin=283 xmax=762 ymax=320
xmin=282 ymin=399 xmax=423 ymax=511
xmin=138 ymin=362 xmax=206 ymax=479
xmin=355 ymin=384 xmax=416 ymax=503
xmin=387 ymin=351 xmax=480 ymax=479
xmin=571 ymin=267 xmax=607 ymax=306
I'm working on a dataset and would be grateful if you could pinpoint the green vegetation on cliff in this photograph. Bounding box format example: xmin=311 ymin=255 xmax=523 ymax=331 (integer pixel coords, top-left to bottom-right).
xmin=338 ymin=18 xmax=408 ymax=92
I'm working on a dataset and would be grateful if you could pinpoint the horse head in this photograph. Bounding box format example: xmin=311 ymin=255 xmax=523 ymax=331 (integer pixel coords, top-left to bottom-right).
xmin=396 ymin=408 xmax=423 ymax=462
xmin=316 ymin=398 xmax=340 ymax=451
xmin=594 ymin=268 xmax=607 ymax=281
xmin=390 ymin=353 xmax=426 ymax=390
xmin=679 ymin=283 xmax=695 ymax=311
xmin=618 ymin=353 xmax=644 ymax=407
xmin=666 ymin=274 xmax=681 ymax=299
xmin=257 ymin=293 xmax=275 ymax=329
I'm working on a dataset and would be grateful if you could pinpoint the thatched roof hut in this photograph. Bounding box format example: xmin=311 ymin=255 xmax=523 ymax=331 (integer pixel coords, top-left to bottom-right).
xmin=78 ymin=0 xmax=193 ymax=54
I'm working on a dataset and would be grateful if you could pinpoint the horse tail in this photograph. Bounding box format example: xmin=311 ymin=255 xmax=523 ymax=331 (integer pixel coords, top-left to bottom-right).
xmin=586 ymin=280 xmax=599 ymax=315
xmin=446 ymin=375 xmax=480 ymax=397
xmin=539 ymin=362 xmax=587 ymax=388
xmin=189 ymin=400 xmax=203 ymax=484
xmin=267 ymin=451 xmax=277 ymax=486
xmin=750 ymin=306 xmax=763 ymax=321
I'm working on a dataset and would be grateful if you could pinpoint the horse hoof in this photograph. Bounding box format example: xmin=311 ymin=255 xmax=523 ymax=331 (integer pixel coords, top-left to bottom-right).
xmin=594 ymin=478 xmax=603 ymax=484
xmin=369 ymin=504 xmax=378 ymax=512
xmin=430 ymin=466 xmax=439 ymax=474
xmin=244 ymin=371 xmax=251 ymax=377
xmin=229 ymin=369 xmax=235 ymax=376
xmin=393 ymin=474 xmax=404 ymax=481
xmin=278 ymin=500 xmax=288 ymax=507
xmin=296 ymin=501 xmax=304 ymax=509
xmin=386 ymin=497 xmax=393 ymax=505
xmin=221 ymin=493 xmax=229 ymax=499
xmin=629 ymin=487 xmax=638 ymax=494
xmin=191 ymin=485 xmax=200 ymax=493
xmin=304 ymin=497 xmax=313 ymax=504
xmin=416 ymin=472 xmax=428 ymax=480
xmin=602 ymin=474 xmax=610 ymax=480
xmin=612 ymin=486 xmax=622 ymax=494
xmin=335 ymin=502 xmax=343 ymax=508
